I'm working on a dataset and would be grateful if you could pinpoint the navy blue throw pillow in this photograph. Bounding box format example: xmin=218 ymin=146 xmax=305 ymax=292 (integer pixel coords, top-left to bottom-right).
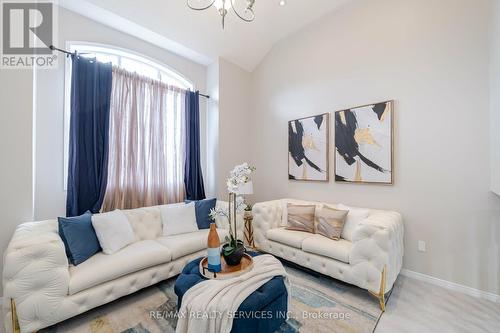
xmin=186 ymin=198 xmax=217 ymax=229
xmin=58 ymin=211 xmax=101 ymax=265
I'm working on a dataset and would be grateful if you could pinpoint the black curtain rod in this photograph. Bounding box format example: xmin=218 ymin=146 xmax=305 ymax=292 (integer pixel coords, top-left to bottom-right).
xmin=49 ymin=45 xmax=210 ymax=99
xmin=49 ymin=45 xmax=76 ymax=56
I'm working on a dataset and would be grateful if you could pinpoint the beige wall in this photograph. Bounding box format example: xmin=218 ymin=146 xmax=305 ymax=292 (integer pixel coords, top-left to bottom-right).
xmin=491 ymin=0 xmax=500 ymax=196
xmin=33 ymin=7 xmax=208 ymax=220
xmin=206 ymin=60 xmax=220 ymax=198
xmin=216 ymin=58 xmax=252 ymax=200
xmin=0 ymin=69 xmax=34 ymax=295
xmin=250 ymin=0 xmax=500 ymax=294
xmin=2 ymin=0 xmax=500 ymax=298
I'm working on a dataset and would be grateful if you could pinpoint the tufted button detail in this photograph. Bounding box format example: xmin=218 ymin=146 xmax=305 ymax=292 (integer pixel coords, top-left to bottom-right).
xmin=3 ymin=200 xmax=403 ymax=333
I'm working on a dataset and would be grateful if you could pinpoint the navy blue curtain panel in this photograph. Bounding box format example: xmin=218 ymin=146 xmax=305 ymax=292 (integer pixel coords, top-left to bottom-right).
xmin=184 ymin=91 xmax=206 ymax=200
xmin=66 ymin=56 xmax=113 ymax=217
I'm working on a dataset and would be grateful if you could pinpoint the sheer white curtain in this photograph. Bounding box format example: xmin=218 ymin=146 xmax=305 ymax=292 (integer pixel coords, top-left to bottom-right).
xmin=102 ymin=67 xmax=186 ymax=211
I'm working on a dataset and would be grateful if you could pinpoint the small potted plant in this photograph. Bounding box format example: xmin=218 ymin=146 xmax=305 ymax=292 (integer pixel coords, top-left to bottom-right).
xmin=209 ymin=163 xmax=255 ymax=266
xmin=244 ymin=204 xmax=252 ymax=219
xmin=209 ymin=196 xmax=247 ymax=265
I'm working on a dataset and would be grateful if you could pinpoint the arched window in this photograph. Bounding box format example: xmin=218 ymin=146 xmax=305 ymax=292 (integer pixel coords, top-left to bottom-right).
xmin=68 ymin=42 xmax=193 ymax=89
xmin=63 ymin=42 xmax=194 ymax=189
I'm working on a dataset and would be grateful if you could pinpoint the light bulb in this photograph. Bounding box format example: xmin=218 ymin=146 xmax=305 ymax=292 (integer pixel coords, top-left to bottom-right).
xmin=279 ymin=0 xmax=286 ymax=6
xmin=213 ymin=0 xmax=232 ymax=10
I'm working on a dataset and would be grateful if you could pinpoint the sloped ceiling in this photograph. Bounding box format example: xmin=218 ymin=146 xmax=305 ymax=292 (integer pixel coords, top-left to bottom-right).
xmin=59 ymin=0 xmax=350 ymax=72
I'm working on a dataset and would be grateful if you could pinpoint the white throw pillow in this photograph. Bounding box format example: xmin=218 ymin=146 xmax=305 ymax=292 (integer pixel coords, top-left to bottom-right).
xmin=337 ymin=204 xmax=370 ymax=241
xmin=160 ymin=202 xmax=199 ymax=236
xmin=91 ymin=210 xmax=135 ymax=254
xmin=214 ymin=201 xmax=229 ymax=230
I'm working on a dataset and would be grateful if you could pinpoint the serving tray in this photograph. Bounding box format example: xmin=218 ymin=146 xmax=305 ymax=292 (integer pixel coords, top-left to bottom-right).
xmin=199 ymin=253 xmax=254 ymax=280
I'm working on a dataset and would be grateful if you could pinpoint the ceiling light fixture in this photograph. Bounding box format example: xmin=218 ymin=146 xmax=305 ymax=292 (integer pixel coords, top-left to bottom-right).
xmin=187 ymin=0 xmax=256 ymax=29
xmin=279 ymin=0 xmax=286 ymax=6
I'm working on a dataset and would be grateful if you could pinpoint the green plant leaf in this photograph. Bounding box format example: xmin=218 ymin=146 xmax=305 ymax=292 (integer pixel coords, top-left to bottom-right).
xmin=223 ymin=246 xmax=235 ymax=256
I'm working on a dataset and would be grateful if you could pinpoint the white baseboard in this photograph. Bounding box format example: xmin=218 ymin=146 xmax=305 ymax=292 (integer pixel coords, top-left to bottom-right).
xmin=401 ymin=269 xmax=500 ymax=303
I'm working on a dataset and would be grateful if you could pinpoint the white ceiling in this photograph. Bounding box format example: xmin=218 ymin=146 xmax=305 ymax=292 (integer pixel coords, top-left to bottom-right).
xmin=59 ymin=0 xmax=350 ymax=72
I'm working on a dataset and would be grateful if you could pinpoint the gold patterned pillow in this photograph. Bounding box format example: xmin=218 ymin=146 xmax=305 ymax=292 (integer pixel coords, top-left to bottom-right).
xmin=315 ymin=206 xmax=349 ymax=240
xmin=285 ymin=204 xmax=315 ymax=233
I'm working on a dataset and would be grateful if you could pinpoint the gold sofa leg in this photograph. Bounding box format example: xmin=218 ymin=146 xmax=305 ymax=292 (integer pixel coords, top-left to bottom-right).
xmin=11 ymin=299 xmax=21 ymax=333
xmin=368 ymin=266 xmax=387 ymax=312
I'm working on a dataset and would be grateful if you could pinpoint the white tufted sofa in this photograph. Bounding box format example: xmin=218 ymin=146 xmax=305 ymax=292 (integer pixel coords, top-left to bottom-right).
xmin=252 ymin=199 xmax=404 ymax=300
xmin=2 ymin=201 xmax=242 ymax=333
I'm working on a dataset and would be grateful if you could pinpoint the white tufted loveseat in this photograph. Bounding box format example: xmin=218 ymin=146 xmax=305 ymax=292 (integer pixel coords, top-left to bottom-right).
xmin=2 ymin=201 xmax=242 ymax=333
xmin=252 ymin=199 xmax=404 ymax=308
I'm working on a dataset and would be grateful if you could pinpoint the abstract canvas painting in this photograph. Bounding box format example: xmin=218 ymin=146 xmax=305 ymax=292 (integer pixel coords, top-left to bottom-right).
xmin=288 ymin=113 xmax=329 ymax=181
xmin=335 ymin=101 xmax=393 ymax=184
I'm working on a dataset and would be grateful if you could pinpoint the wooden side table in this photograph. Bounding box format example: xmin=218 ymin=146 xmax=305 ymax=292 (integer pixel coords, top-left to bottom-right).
xmin=244 ymin=211 xmax=255 ymax=248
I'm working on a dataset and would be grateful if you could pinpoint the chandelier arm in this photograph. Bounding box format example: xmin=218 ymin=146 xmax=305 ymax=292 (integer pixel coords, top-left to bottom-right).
xmin=231 ymin=0 xmax=255 ymax=22
xmin=187 ymin=0 xmax=216 ymax=11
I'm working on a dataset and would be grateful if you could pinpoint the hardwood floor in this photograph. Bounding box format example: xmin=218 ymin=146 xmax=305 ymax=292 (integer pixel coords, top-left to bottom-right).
xmin=377 ymin=275 xmax=500 ymax=333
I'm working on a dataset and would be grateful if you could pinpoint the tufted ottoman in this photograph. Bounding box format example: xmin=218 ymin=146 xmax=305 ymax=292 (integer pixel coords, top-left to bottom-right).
xmin=174 ymin=252 xmax=288 ymax=333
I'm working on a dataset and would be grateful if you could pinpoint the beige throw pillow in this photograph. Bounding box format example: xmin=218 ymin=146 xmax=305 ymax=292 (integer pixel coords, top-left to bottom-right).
xmin=315 ymin=206 xmax=349 ymax=240
xmin=286 ymin=204 xmax=315 ymax=233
